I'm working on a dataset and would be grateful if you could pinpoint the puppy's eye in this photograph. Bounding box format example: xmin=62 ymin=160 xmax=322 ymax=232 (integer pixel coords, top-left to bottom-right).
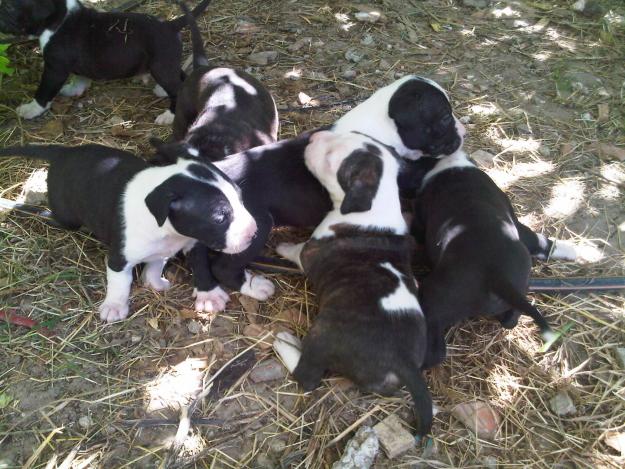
xmin=213 ymin=210 xmax=228 ymax=224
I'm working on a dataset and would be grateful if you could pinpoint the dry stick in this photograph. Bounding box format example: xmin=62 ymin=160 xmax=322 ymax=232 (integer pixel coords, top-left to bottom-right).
xmin=163 ymin=333 xmax=271 ymax=467
xmin=21 ymin=427 xmax=64 ymax=469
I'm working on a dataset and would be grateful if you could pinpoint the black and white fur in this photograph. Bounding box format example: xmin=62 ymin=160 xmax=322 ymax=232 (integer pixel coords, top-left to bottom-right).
xmin=152 ymin=76 xmax=465 ymax=313
xmin=410 ymin=150 xmax=577 ymax=368
xmin=0 ymin=143 xmax=256 ymax=322
xmin=274 ymin=131 xmax=432 ymax=436
xmin=0 ymin=0 xmax=212 ymax=124
xmin=170 ymin=0 xmax=278 ymax=159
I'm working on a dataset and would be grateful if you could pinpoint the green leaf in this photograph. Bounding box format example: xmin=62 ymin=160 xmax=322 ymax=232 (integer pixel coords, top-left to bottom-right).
xmin=0 ymin=43 xmax=10 ymax=53
xmin=0 ymin=391 xmax=13 ymax=409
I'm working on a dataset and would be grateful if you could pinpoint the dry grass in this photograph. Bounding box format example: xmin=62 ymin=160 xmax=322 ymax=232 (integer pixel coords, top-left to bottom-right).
xmin=1 ymin=0 xmax=625 ymax=467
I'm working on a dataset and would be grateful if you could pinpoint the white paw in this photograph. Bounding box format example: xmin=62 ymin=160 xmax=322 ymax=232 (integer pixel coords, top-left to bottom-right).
xmin=240 ymin=271 xmax=275 ymax=301
xmin=273 ymin=331 xmax=302 ymax=374
xmin=193 ymin=286 xmax=230 ymax=312
xmin=153 ymin=84 xmax=168 ymax=97
xmin=17 ymin=100 xmax=48 ymax=119
xmin=550 ymin=241 xmax=577 ymax=261
xmin=60 ymin=78 xmax=90 ymax=97
xmin=155 ymin=110 xmax=175 ymax=125
xmin=144 ymin=276 xmax=172 ymax=292
xmin=276 ymin=242 xmax=304 ymax=269
xmin=99 ymin=301 xmax=129 ymax=322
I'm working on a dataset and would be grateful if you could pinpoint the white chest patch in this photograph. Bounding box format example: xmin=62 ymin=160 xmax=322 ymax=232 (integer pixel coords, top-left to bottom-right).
xmin=39 ymin=30 xmax=54 ymax=51
xmin=379 ymin=262 xmax=423 ymax=315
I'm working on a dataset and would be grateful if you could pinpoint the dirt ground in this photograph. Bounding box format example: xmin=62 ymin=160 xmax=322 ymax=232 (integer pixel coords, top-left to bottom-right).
xmin=1 ymin=0 xmax=625 ymax=467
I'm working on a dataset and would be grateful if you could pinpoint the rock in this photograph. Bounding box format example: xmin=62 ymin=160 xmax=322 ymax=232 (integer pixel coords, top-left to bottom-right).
xmin=187 ymin=320 xmax=202 ymax=335
xmin=591 ymin=143 xmax=625 ymax=162
xmin=345 ymin=49 xmax=364 ymax=63
xmin=597 ymin=103 xmax=610 ymax=123
xmin=18 ymin=168 xmax=48 ymax=205
xmin=332 ymin=426 xmax=379 ymax=469
xmin=107 ymin=115 xmax=125 ymax=126
xmin=613 ymin=347 xmax=625 ymax=369
xmin=355 ymin=11 xmax=383 ymax=23
xmin=243 ymin=324 xmax=273 ymax=350
xmin=248 ymin=51 xmax=278 ymax=66
xmin=379 ymin=59 xmax=391 ymax=70
xmin=482 ymin=455 xmax=498 ymax=469
xmin=549 ymin=391 xmax=576 ymax=416
xmin=40 ymin=119 xmax=64 ymax=138
xmin=471 ymin=149 xmax=496 ymax=168
xmin=373 ymin=414 xmax=415 ymax=459
xmin=538 ymin=145 xmax=551 ymax=158
xmin=269 ymin=438 xmax=287 ymax=454
xmin=459 ymin=115 xmax=471 ymax=124
xmin=463 ymin=0 xmax=491 ymax=8
xmin=360 ymin=33 xmax=374 ymax=46
xmin=131 ymin=335 xmax=142 ymax=344
xmin=288 ymin=37 xmax=312 ymax=52
xmin=604 ymin=431 xmax=625 ymax=455
xmin=451 ymin=401 xmax=501 ymax=440
xmin=249 ymin=358 xmax=286 ymax=383
xmin=78 ymin=415 xmax=93 ymax=429
xmin=235 ymin=20 xmax=260 ymax=34
xmin=343 ymin=69 xmax=357 ymax=79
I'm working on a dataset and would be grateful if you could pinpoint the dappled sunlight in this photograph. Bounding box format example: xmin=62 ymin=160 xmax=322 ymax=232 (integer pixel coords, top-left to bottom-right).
xmin=146 ymin=357 xmax=208 ymax=413
xmin=284 ymin=68 xmax=303 ymax=80
xmin=493 ymin=136 xmax=541 ymax=154
xmin=544 ymin=178 xmax=585 ymax=219
xmin=532 ymin=51 xmax=553 ymax=62
xmin=488 ymin=365 xmax=523 ymax=404
xmin=487 ymin=159 xmax=554 ymax=190
xmin=334 ymin=13 xmax=355 ymax=32
xmin=597 ymin=162 xmax=625 ymax=201
xmin=469 ymin=102 xmax=499 ymax=117
xmin=491 ymin=6 xmax=522 ymax=19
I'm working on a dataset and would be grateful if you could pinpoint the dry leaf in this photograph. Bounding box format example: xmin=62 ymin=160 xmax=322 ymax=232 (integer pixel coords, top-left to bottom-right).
xmin=452 ymin=400 xmax=501 ymax=440
xmin=243 ymin=324 xmax=273 ymax=350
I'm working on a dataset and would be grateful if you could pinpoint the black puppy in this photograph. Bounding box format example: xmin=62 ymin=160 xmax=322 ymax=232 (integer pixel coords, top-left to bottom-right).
xmin=152 ymin=75 xmax=465 ymax=312
xmin=409 ymin=151 xmax=577 ymax=368
xmin=0 ymin=143 xmax=256 ymax=322
xmin=274 ymin=131 xmax=432 ymax=436
xmin=172 ymin=0 xmax=278 ymax=159
xmin=0 ymin=0 xmax=212 ymax=124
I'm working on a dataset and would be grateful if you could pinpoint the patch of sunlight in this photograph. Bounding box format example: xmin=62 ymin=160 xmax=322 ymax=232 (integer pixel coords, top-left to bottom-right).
xmin=470 ymin=103 xmax=499 ymax=117
xmin=597 ymin=163 xmax=625 ymax=200
xmin=492 ymin=6 xmax=521 ymax=18
xmin=487 ymin=160 xmax=553 ymax=190
xmin=284 ymin=68 xmax=302 ymax=80
xmin=460 ymin=27 xmax=476 ymax=37
xmin=334 ymin=13 xmax=356 ymax=32
xmin=544 ymin=179 xmax=585 ymax=219
xmin=489 ymin=366 xmax=523 ymax=403
xmin=545 ymin=28 xmax=577 ymax=52
xmin=533 ymin=51 xmax=552 ymax=62
xmin=146 ymin=357 xmax=207 ymax=412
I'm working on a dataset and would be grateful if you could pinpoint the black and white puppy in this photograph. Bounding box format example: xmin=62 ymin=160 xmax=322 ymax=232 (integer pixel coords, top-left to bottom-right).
xmin=0 ymin=0 xmax=212 ymax=124
xmin=171 ymin=0 xmax=278 ymax=159
xmin=0 ymin=143 xmax=256 ymax=322
xmin=409 ymin=151 xmax=577 ymax=368
xmin=152 ymin=75 xmax=464 ymax=312
xmin=274 ymin=131 xmax=432 ymax=436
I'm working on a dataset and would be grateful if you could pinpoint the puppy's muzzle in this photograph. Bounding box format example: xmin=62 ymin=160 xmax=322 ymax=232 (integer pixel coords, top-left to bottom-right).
xmin=223 ymin=216 xmax=258 ymax=254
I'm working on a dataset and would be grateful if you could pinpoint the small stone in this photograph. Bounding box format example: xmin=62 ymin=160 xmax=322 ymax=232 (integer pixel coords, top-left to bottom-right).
xmin=538 ymin=145 xmax=551 ymax=157
xmin=360 ymin=33 xmax=374 ymax=46
xmin=235 ymin=20 xmax=260 ymax=34
xmin=604 ymin=431 xmax=625 ymax=455
xmin=379 ymin=59 xmax=391 ymax=70
xmin=355 ymin=11 xmax=383 ymax=23
xmin=332 ymin=426 xmax=379 ymax=469
xmin=249 ymin=358 xmax=286 ymax=383
xmin=131 ymin=335 xmax=142 ymax=344
xmin=373 ymin=414 xmax=415 ymax=459
xmin=343 ymin=69 xmax=357 ymax=79
xmin=288 ymin=37 xmax=312 ymax=52
xmin=78 ymin=415 xmax=93 ymax=429
xmin=269 ymin=438 xmax=287 ymax=454
xmin=107 ymin=115 xmax=125 ymax=126
xmin=345 ymin=49 xmax=364 ymax=63
xmin=459 ymin=115 xmax=471 ymax=124
xmin=613 ymin=347 xmax=625 ymax=369
xmin=187 ymin=320 xmax=202 ymax=335
xmin=482 ymin=455 xmax=498 ymax=469
xmin=597 ymin=103 xmax=609 ymax=123
xmin=243 ymin=324 xmax=273 ymax=350
xmin=471 ymin=149 xmax=496 ymax=168
xmin=581 ymin=112 xmax=593 ymax=121
xmin=18 ymin=168 xmax=48 ymax=205
xmin=452 ymin=401 xmax=501 ymax=440
xmin=549 ymin=391 xmax=576 ymax=416
xmin=248 ymin=51 xmax=278 ymax=66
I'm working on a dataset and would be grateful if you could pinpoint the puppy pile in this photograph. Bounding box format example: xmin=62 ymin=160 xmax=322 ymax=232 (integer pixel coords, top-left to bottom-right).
xmin=1 ymin=0 xmax=578 ymax=438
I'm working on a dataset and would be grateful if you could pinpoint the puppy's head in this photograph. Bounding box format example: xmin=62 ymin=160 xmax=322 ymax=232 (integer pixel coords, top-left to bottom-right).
xmin=389 ymin=76 xmax=466 ymax=158
xmin=144 ymin=163 xmax=257 ymax=254
xmin=305 ymin=131 xmax=396 ymax=215
xmin=0 ymin=0 xmax=58 ymax=36
xmin=148 ymin=139 xmax=202 ymax=166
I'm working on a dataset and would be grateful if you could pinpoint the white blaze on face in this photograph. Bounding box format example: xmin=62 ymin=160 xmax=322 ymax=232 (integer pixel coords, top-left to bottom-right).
xmin=379 ymin=262 xmax=423 ymax=315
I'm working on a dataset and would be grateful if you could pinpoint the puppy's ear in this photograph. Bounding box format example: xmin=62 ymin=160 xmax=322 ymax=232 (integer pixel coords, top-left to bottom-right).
xmin=337 ymin=145 xmax=383 ymax=214
xmin=145 ymin=182 xmax=180 ymax=227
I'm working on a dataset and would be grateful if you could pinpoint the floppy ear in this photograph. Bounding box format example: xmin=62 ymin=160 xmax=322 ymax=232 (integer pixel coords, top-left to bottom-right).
xmin=144 ymin=182 xmax=179 ymax=227
xmin=337 ymin=149 xmax=383 ymax=215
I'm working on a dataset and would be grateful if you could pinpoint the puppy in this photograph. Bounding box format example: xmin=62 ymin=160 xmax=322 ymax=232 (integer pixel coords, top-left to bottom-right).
xmin=152 ymin=76 xmax=464 ymax=312
xmin=274 ymin=131 xmax=432 ymax=436
xmin=410 ymin=151 xmax=577 ymax=368
xmin=0 ymin=0 xmax=212 ymax=124
xmin=171 ymin=0 xmax=278 ymax=159
xmin=0 ymin=143 xmax=256 ymax=322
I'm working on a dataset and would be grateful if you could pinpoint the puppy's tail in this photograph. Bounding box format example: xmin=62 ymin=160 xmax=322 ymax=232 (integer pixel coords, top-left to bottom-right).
xmin=0 ymin=145 xmax=64 ymax=162
xmin=178 ymin=0 xmax=209 ymax=69
xmin=492 ymin=276 xmax=554 ymax=340
xmin=169 ymin=0 xmax=212 ymax=32
xmin=396 ymin=362 xmax=433 ymax=436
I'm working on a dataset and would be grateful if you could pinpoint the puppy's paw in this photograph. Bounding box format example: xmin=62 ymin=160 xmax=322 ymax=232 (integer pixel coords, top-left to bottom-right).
xmin=550 ymin=240 xmax=577 ymax=261
xmin=60 ymin=78 xmax=90 ymax=97
xmin=155 ymin=110 xmax=175 ymax=125
xmin=273 ymin=331 xmax=302 ymax=374
xmin=193 ymin=286 xmax=230 ymax=312
xmin=99 ymin=301 xmax=129 ymax=322
xmin=153 ymin=84 xmax=168 ymax=97
xmin=17 ymin=100 xmax=48 ymax=119
xmin=240 ymin=271 xmax=275 ymax=301
xmin=144 ymin=276 xmax=172 ymax=292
